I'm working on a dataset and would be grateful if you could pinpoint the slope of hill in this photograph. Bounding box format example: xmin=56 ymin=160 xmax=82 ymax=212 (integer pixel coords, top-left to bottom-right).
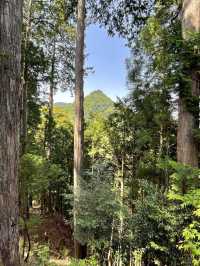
xmin=54 ymin=90 xmax=113 ymax=124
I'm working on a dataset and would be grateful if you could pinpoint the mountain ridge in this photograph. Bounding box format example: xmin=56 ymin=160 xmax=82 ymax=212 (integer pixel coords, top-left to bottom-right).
xmin=54 ymin=90 xmax=114 ymax=123
xmin=54 ymin=90 xmax=113 ymax=106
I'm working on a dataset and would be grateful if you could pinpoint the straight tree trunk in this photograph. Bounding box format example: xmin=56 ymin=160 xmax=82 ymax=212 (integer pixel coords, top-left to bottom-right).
xmin=182 ymin=0 xmax=200 ymax=38
xmin=177 ymin=0 xmax=200 ymax=193
xmin=73 ymin=0 xmax=86 ymax=259
xmin=177 ymin=75 xmax=199 ymax=168
xmin=0 ymin=1 xmax=22 ymax=265
xmin=178 ymin=2 xmax=200 ymax=264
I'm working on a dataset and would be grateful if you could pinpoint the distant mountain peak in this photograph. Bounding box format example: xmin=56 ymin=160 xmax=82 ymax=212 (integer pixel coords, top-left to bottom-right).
xmin=55 ymin=90 xmax=112 ymax=106
xmin=54 ymin=90 xmax=113 ymax=122
xmin=85 ymin=89 xmax=111 ymax=99
xmin=88 ymin=89 xmax=106 ymax=95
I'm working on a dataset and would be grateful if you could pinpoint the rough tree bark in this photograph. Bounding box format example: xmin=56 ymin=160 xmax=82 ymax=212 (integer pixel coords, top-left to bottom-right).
xmin=73 ymin=0 xmax=86 ymax=259
xmin=177 ymin=75 xmax=199 ymax=168
xmin=0 ymin=1 xmax=22 ymax=265
xmin=177 ymin=2 xmax=200 ymax=264
xmin=177 ymin=0 xmax=200 ymax=179
xmin=182 ymin=0 xmax=200 ymax=37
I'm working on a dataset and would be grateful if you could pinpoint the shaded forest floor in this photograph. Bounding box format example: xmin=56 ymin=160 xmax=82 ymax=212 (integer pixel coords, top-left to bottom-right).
xmin=20 ymin=208 xmax=74 ymax=265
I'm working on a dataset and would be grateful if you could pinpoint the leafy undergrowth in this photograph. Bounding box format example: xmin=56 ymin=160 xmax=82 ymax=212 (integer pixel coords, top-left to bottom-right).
xmin=68 ymin=257 xmax=99 ymax=266
xmin=20 ymin=213 xmax=74 ymax=265
xmin=33 ymin=214 xmax=73 ymax=255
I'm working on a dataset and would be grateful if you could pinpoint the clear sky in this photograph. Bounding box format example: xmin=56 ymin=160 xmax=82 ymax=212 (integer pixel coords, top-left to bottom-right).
xmin=54 ymin=24 xmax=130 ymax=103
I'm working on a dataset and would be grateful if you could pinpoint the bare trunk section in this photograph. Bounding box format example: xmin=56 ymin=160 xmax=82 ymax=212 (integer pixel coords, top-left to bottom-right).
xmin=182 ymin=0 xmax=200 ymax=38
xmin=177 ymin=0 xmax=200 ymax=193
xmin=178 ymin=3 xmax=200 ymax=263
xmin=177 ymin=74 xmax=199 ymax=168
xmin=73 ymin=0 xmax=85 ymax=259
xmin=0 ymin=1 xmax=22 ymax=265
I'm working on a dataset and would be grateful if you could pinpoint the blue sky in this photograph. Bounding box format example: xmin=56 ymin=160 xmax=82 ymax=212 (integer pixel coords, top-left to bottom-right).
xmin=55 ymin=24 xmax=130 ymax=103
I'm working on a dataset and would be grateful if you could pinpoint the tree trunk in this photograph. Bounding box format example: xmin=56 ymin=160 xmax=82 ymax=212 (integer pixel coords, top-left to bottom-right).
xmin=178 ymin=2 xmax=200 ymax=264
xmin=177 ymin=0 xmax=200 ymax=193
xmin=177 ymin=74 xmax=199 ymax=168
xmin=0 ymin=1 xmax=22 ymax=265
xmin=182 ymin=0 xmax=200 ymax=38
xmin=73 ymin=0 xmax=86 ymax=259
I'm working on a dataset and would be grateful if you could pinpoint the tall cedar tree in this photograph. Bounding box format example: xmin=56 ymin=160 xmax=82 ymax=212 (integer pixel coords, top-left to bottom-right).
xmin=0 ymin=0 xmax=22 ymax=265
xmin=74 ymin=0 xmax=86 ymax=259
xmin=177 ymin=0 xmax=200 ymax=192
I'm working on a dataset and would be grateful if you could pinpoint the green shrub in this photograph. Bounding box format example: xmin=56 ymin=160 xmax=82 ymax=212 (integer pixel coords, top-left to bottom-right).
xmin=68 ymin=256 xmax=99 ymax=266
xmin=32 ymin=244 xmax=50 ymax=266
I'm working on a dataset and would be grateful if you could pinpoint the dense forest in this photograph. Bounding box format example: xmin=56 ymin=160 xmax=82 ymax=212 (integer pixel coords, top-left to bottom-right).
xmin=0 ymin=0 xmax=200 ymax=265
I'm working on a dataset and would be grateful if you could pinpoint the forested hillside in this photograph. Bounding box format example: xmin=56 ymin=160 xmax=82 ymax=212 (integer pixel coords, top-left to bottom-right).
xmin=54 ymin=90 xmax=113 ymax=123
xmin=0 ymin=1 xmax=200 ymax=266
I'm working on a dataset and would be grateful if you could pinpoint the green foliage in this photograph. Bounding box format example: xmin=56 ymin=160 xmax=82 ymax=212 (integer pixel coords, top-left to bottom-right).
xmin=27 ymin=214 xmax=42 ymax=229
xmin=30 ymin=0 xmax=76 ymax=92
xmin=167 ymin=162 xmax=200 ymax=265
xmin=68 ymin=257 xmax=99 ymax=266
xmin=32 ymin=244 xmax=50 ymax=266
xmin=88 ymin=0 xmax=153 ymax=41
xmin=133 ymin=249 xmax=144 ymax=266
xmin=29 ymin=244 xmax=57 ymax=266
xmin=19 ymin=215 xmax=41 ymax=231
xmin=181 ymin=221 xmax=200 ymax=266
xmin=193 ymin=128 xmax=200 ymax=144
xmin=22 ymin=40 xmax=48 ymax=153
xmin=20 ymin=153 xmax=64 ymax=196
xmin=131 ymin=180 xmax=181 ymax=265
xmin=85 ymin=112 xmax=112 ymax=165
xmin=139 ymin=1 xmax=200 ymax=117
xmin=75 ymin=165 xmax=122 ymax=246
